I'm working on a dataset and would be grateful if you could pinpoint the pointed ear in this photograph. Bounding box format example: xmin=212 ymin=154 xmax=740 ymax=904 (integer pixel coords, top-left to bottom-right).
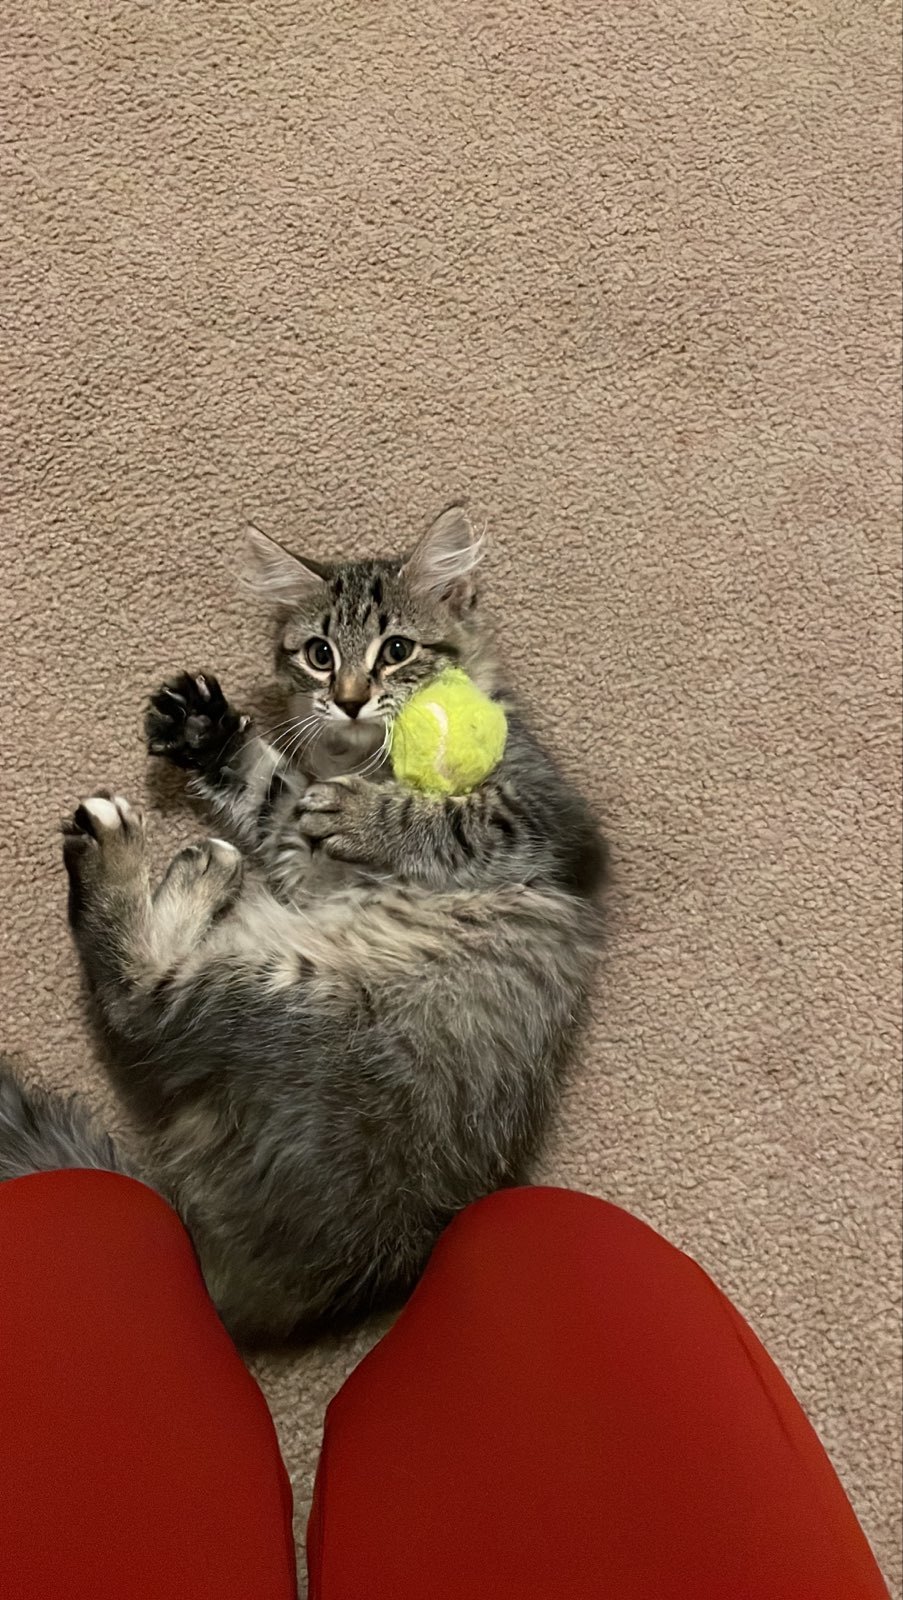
xmin=243 ymin=525 xmax=330 ymax=608
xmin=401 ymin=505 xmax=484 ymax=611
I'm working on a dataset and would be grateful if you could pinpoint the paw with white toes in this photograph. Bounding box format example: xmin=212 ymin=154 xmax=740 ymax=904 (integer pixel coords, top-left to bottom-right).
xmin=62 ymin=792 xmax=147 ymax=923
xmin=156 ymin=836 xmax=245 ymax=919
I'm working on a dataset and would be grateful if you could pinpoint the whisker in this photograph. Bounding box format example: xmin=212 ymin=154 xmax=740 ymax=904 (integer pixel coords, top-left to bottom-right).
xmin=346 ymin=723 xmax=391 ymax=778
xmin=271 ymin=710 xmax=322 ymax=736
xmin=267 ymin=709 xmax=325 ymax=739
xmin=272 ymin=715 xmax=322 ymax=756
xmin=278 ymin=729 xmax=316 ymax=768
xmin=281 ymin=716 xmax=327 ymax=771
xmin=293 ymin=723 xmax=327 ymax=777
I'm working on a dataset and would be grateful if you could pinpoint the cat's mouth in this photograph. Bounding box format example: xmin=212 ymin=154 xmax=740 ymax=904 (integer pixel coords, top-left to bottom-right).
xmin=302 ymin=710 xmax=390 ymax=781
xmin=281 ymin=690 xmax=398 ymax=778
xmin=325 ymin=698 xmax=389 ymax=726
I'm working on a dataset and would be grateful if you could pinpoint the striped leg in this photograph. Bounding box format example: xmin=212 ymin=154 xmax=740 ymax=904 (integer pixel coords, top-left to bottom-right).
xmin=145 ymin=672 xmax=298 ymax=850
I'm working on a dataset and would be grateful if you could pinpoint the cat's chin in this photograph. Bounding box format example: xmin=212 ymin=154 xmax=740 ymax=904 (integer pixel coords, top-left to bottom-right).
xmin=306 ymin=718 xmax=388 ymax=781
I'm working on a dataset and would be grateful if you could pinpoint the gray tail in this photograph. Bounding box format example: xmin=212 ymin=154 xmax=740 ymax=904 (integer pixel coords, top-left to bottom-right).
xmin=0 ymin=1059 xmax=129 ymax=1183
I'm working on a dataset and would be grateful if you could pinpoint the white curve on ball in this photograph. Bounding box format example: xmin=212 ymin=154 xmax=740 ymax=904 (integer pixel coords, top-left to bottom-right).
xmin=423 ymin=700 xmax=450 ymax=777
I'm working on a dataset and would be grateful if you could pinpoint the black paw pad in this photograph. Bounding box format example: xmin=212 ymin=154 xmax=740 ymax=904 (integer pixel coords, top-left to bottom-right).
xmin=145 ymin=673 xmax=247 ymax=777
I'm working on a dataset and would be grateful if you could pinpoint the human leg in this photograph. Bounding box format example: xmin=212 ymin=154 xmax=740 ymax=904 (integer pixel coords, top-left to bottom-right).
xmin=308 ymin=1186 xmax=888 ymax=1600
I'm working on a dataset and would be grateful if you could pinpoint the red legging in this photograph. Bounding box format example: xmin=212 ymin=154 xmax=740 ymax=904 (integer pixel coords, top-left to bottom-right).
xmin=0 ymin=1174 xmax=889 ymax=1600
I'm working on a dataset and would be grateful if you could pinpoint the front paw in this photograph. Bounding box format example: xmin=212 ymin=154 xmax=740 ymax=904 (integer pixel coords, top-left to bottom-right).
xmin=145 ymin=673 xmax=249 ymax=777
xmin=298 ymin=778 xmax=387 ymax=866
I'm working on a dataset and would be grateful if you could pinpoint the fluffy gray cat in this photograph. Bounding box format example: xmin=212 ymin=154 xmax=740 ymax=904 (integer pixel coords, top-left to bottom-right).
xmin=0 ymin=507 xmax=606 ymax=1342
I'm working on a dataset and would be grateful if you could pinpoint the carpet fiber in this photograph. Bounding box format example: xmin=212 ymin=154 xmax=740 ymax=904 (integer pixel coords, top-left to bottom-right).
xmin=2 ymin=3 xmax=900 ymax=1591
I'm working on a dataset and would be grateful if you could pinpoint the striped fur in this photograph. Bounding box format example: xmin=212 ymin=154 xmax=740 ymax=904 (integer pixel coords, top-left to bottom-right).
xmin=52 ymin=509 xmax=606 ymax=1342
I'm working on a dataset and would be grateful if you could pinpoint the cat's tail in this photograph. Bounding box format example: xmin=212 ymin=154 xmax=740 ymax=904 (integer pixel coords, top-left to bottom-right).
xmin=0 ymin=1058 xmax=130 ymax=1183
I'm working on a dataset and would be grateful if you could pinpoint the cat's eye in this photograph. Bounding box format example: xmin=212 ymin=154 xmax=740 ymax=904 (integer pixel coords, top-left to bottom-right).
xmin=381 ymin=636 xmax=415 ymax=667
xmin=305 ymin=637 xmax=334 ymax=673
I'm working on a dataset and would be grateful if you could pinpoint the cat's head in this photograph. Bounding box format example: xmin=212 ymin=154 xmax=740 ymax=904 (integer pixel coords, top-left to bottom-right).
xmin=244 ymin=506 xmax=496 ymax=765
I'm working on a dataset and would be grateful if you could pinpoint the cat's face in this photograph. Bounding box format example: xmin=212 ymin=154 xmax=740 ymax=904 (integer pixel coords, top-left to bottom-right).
xmin=245 ymin=506 xmax=495 ymax=768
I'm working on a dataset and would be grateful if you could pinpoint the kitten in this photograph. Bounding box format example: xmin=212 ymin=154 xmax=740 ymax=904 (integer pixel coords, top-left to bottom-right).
xmin=2 ymin=507 xmax=606 ymax=1343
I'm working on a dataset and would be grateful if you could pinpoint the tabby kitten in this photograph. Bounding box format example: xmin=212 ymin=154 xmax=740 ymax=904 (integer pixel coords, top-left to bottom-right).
xmin=2 ymin=507 xmax=606 ymax=1343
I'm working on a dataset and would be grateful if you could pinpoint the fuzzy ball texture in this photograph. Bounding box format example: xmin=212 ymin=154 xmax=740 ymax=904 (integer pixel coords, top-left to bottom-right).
xmin=389 ymin=669 xmax=508 ymax=796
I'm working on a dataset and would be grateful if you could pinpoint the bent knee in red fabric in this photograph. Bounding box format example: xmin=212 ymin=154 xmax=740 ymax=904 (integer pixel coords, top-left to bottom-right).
xmin=0 ymin=1170 xmax=296 ymax=1600
xmin=309 ymin=1186 xmax=887 ymax=1600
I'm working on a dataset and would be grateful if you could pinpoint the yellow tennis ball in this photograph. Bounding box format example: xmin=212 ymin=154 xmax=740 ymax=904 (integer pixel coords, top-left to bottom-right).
xmin=390 ymin=669 xmax=508 ymax=796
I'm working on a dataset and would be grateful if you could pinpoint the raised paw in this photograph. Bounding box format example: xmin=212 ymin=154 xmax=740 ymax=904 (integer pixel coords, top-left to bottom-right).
xmin=154 ymin=837 xmax=244 ymax=923
xmin=63 ymin=791 xmax=144 ymax=849
xmin=61 ymin=793 xmax=146 ymax=926
xmin=156 ymin=838 xmax=243 ymax=902
xmin=145 ymin=673 xmax=250 ymax=777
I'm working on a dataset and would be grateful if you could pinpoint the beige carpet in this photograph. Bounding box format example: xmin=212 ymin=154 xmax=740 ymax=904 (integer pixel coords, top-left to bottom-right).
xmin=2 ymin=1 xmax=900 ymax=1591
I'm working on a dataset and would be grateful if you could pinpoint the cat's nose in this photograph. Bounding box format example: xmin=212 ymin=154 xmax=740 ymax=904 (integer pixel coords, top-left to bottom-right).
xmin=335 ymin=698 xmax=366 ymax=720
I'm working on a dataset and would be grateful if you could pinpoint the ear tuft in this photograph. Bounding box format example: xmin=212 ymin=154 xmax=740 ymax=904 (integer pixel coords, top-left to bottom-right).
xmin=243 ymin=525 xmax=331 ymax=608
xmin=401 ymin=505 xmax=484 ymax=610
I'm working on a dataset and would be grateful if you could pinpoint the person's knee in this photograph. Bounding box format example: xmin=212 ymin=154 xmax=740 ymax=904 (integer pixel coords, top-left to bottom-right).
xmin=441 ymin=1184 xmax=631 ymax=1253
xmin=428 ymin=1185 xmax=624 ymax=1289
xmin=426 ymin=1185 xmax=690 ymax=1320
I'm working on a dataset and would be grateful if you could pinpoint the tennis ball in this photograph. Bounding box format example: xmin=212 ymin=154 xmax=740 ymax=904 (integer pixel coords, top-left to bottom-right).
xmin=390 ymin=669 xmax=508 ymax=796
